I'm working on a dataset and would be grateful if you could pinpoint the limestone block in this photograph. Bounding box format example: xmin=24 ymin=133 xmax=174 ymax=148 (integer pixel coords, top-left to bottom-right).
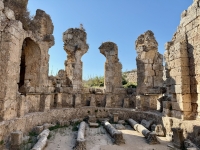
xmin=90 ymin=94 xmax=96 ymax=107
xmin=17 ymin=95 xmax=25 ymax=117
xmin=171 ymin=110 xmax=191 ymax=120
xmin=56 ymin=93 xmax=62 ymax=108
xmin=88 ymin=115 xmax=96 ymax=123
xmin=75 ymin=94 xmax=82 ymax=108
xmin=4 ymin=7 xmax=15 ymax=20
xmin=11 ymin=131 xmax=23 ymax=148
xmin=163 ymin=101 xmax=172 ymax=109
xmin=176 ymin=94 xmax=191 ymax=103
xmin=175 ymin=85 xmax=190 ymax=94
xmin=113 ymin=113 xmax=119 ymax=123
xmin=0 ymin=0 xmax=4 ymax=11
xmin=170 ymin=67 xmax=189 ymax=77
xmin=175 ymin=58 xmax=189 ymax=67
xmin=153 ymin=76 xmax=163 ymax=87
xmin=123 ymin=98 xmax=129 ymax=108
xmin=34 ymin=126 xmax=44 ymax=135
xmin=62 ymin=94 xmax=73 ymax=107
xmin=105 ymin=94 xmax=112 ymax=108
xmin=162 ymin=108 xmax=171 ymax=117
xmin=151 ymin=124 xmax=165 ymax=137
xmin=175 ymin=76 xmax=190 ymax=85
xmin=171 ymin=102 xmax=192 ymax=111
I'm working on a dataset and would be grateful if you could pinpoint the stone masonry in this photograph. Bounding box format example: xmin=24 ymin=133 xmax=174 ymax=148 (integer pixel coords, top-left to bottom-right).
xmin=164 ymin=0 xmax=200 ymax=120
xmin=135 ymin=30 xmax=163 ymax=110
xmin=0 ymin=0 xmax=54 ymax=121
xmin=99 ymin=42 xmax=122 ymax=93
xmin=63 ymin=28 xmax=89 ymax=92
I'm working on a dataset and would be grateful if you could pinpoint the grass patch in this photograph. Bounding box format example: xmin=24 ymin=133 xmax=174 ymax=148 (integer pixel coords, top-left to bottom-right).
xmin=0 ymin=140 xmax=3 ymax=145
xmin=28 ymin=131 xmax=38 ymax=137
xmin=72 ymin=121 xmax=80 ymax=131
xmin=49 ymin=124 xmax=68 ymax=131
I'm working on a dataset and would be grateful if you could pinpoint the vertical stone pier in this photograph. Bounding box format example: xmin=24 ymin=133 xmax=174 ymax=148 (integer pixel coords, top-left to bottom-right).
xmin=63 ymin=28 xmax=89 ymax=92
xmin=99 ymin=42 xmax=122 ymax=93
xmin=135 ymin=30 xmax=163 ymax=110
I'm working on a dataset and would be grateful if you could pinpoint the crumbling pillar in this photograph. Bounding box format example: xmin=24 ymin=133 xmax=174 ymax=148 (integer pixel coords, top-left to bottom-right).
xmin=63 ymin=27 xmax=89 ymax=92
xmin=128 ymin=119 xmax=160 ymax=144
xmin=99 ymin=42 xmax=122 ymax=93
xmin=135 ymin=30 xmax=163 ymax=110
xmin=103 ymin=121 xmax=125 ymax=145
xmin=74 ymin=121 xmax=86 ymax=150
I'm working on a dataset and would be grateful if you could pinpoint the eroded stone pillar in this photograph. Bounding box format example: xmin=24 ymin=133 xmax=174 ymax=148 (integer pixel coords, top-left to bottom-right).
xmin=135 ymin=30 xmax=163 ymax=110
xmin=63 ymin=28 xmax=89 ymax=92
xmin=99 ymin=42 xmax=122 ymax=93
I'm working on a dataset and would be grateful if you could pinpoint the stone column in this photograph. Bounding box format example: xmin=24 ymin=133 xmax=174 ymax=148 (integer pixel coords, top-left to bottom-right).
xmin=135 ymin=30 xmax=163 ymax=110
xmin=63 ymin=28 xmax=89 ymax=92
xmin=99 ymin=42 xmax=122 ymax=93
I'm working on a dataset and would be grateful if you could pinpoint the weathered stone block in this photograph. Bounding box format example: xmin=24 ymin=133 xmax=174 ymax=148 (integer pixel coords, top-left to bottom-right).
xmin=11 ymin=131 xmax=23 ymax=148
xmin=34 ymin=126 xmax=44 ymax=135
xmin=175 ymin=85 xmax=190 ymax=94
xmin=123 ymin=98 xmax=129 ymax=108
xmin=171 ymin=110 xmax=191 ymax=120
xmin=162 ymin=108 xmax=171 ymax=117
xmin=175 ymin=76 xmax=190 ymax=85
xmin=163 ymin=101 xmax=172 ymax=109
xmin=105 ymin=94 xmax=112 ymax=108
xmin=0 ymin=0 xmax=4 ymax=11
xmin=176 ymin=94 xmax=191 ymax=103
xmin=113 ymin=113 xmax=119 ymax=123
xmin=4 ymin=7 xmax=15 ymax=20
xmin=171 ymin=102 xmax=192 ymax=111
xmin=88 ymin=115 xmax=96 ymax=123
xmin=69 ymin=95 xmax=78 ymax=108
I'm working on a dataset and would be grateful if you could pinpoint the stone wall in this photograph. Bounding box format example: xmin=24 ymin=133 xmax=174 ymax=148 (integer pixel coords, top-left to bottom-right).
xmin=135 ymin=30 xmax=164 ymax=111
xmin=124 ymin=70 xmax=137 ymax=83
xmin=0 ymin=107 xmax=199 ymax=148
xmin=0 ymin=0 xmax=54 ymax=121
xmin=164 ymin=0 xmax=200 ymax=120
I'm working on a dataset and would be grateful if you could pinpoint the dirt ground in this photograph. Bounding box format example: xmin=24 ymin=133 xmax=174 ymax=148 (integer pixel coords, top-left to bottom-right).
xmin=45 ymin=125 xmax=171 ymax=150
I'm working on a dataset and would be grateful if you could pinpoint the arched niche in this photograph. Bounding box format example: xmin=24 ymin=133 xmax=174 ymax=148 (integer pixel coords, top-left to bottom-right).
xmin=18 ymin=37 xmax=41 ymax=94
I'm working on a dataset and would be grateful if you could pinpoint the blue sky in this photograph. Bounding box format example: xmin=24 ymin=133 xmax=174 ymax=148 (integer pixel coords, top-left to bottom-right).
xmin=28 ymin=0 xmax=192 ymax=79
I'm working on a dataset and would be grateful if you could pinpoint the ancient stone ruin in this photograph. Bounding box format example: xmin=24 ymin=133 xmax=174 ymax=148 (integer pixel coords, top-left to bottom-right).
xmin=0 ymin=0 xmax=200 ymax=149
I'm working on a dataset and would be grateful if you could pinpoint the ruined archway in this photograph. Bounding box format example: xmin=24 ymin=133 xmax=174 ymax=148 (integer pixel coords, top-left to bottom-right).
xmin=18 ymin=38 xmax=41 ymax=94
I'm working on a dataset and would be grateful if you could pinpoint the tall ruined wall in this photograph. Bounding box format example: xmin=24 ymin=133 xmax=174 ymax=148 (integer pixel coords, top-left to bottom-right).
xmin=0 ymin=0 xmax=54 ymax=120
xmin=135 ymin=30 xmax=163 ymax=110
xmin=99 ymin=42 xmax=122 ymax=93
xmin=164 ymin=0 xmax=200 ymax=120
